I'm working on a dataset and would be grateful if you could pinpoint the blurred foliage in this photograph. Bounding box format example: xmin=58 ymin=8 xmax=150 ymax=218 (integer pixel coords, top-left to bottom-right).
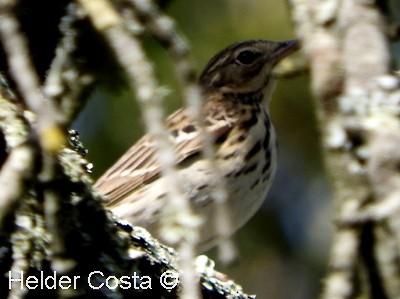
xmin=75 ymin=1 xmax=332 ymax=298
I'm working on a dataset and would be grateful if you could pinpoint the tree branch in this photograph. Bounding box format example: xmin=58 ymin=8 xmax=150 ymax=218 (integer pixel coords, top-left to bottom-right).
xmin=290 ymin=0 xmax=400 ymax=298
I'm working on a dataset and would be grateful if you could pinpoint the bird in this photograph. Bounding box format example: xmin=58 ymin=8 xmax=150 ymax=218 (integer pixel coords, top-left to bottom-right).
xmin=94 ymin=39 xmax=299 ymax=250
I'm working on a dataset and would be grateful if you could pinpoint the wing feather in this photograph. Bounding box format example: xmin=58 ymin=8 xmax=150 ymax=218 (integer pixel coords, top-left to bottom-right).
xmin=94 ymin=107 xmax=236 ymax=206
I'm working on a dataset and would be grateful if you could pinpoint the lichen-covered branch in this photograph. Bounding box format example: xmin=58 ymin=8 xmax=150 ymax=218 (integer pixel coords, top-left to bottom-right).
xmin=289 ymin=0 xmax=400 ymax=298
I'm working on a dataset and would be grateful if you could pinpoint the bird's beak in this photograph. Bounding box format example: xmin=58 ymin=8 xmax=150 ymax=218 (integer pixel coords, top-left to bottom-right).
xmin=271 ymin=40 xmax=299 ymax=65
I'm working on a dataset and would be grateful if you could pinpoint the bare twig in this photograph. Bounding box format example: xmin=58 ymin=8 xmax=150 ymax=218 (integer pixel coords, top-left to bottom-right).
xmin=76 ymin=0 xmax=201 ymax=297
xmin=43 ymin=3 xmax=95 ymax=126
xmin=0 ymin=145 xmax=35 ymax=232
xmin=124 ymin=0 xmax=237 ymax=263
xmin=0 ymin=0 xmax=66 ymax=154
xmin=0 ymin=3 xmax=76 ymax=293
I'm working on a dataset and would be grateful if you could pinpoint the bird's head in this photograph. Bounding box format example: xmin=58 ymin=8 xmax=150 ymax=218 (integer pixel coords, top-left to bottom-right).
xmin=200 ymin=39 xmax=299 ymax=96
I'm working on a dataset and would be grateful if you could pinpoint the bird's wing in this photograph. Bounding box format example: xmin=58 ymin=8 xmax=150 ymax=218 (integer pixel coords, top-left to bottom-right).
xmin=93 ymin=107 xmax=236 ymax=207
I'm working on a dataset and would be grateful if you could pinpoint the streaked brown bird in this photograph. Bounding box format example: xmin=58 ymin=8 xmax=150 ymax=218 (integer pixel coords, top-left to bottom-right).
xmin=94 ymin=39 xmax=299 ymax=249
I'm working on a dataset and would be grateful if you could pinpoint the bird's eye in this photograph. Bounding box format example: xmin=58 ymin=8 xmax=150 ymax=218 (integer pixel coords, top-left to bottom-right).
xmin=236 ymin=50 xmax=258 ymax=65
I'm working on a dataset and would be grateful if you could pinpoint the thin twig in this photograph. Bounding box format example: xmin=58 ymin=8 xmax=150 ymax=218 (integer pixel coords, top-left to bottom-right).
xmin=0 ymin=3 xmax=73 ymax=292
xmin=0 ymin=0 xmax=66 ymax=154
xmin=76 ymin=0 xmax=201 ymax=297
xmin=125 ymin=0 xmax=237 ymax=263
xmin=43 ymin=3 xmax=95 ymax=126
xmin=0 ymin=145 xmax=35 ymax=232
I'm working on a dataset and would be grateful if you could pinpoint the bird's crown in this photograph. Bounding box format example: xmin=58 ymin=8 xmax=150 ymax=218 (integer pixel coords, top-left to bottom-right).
xmin=200 ymin=39 xmax=298 ymax=94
